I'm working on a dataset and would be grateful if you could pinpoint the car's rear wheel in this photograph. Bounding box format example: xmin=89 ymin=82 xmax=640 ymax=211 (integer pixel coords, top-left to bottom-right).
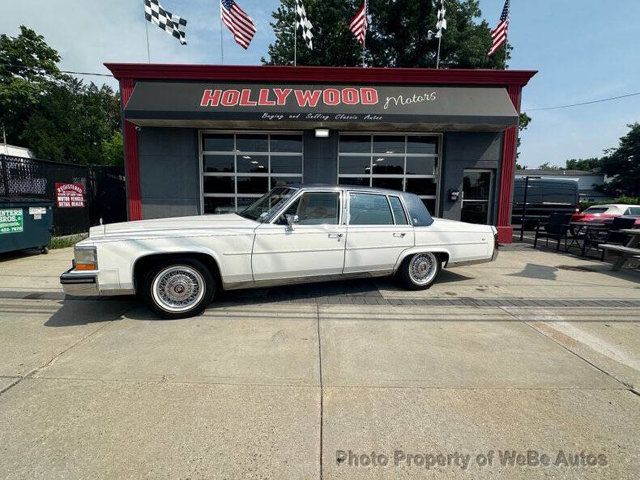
xmin=142 ymin=259 xmax=215 ymax=319
xmin=397 ymin=252 xmax=441 ymax=290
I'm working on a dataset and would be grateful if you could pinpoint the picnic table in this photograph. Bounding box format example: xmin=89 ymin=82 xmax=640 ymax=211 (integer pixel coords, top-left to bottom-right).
xmin=600 ymin=229 xmax=640 ymax=271
xmin=567 ymin=221 xmax=607 ymax=251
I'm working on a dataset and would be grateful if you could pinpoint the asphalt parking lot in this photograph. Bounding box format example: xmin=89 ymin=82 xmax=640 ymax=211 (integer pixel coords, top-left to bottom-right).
xmin=1 ymin=245 xmax=639 ymax=479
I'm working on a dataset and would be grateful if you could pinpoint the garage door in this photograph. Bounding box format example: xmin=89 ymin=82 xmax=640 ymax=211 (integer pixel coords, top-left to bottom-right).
xmin=200 ymin=131 xmax=303 ymax=213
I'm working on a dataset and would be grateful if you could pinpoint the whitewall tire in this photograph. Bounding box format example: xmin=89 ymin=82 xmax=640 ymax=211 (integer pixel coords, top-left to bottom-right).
xmin=398 ymin=252 xmax=442 ymax=290
xmin=143 ymin=259 xmax=215 ymax=319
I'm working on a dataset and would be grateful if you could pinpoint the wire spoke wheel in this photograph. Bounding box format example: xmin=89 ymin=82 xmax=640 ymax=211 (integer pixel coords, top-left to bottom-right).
xmin=408 ymin=252 xmax=438 ymax=286
xmin=151 ymin=265 xmax=206 ymax=313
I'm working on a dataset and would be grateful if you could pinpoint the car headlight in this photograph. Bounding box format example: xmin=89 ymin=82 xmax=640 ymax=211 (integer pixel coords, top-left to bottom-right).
xmin=74 ymin=246 xmax=98 ymax=271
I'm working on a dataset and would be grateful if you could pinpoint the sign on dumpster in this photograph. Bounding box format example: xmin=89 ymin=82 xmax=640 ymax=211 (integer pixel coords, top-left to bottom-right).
xmin=55 ymin=183 xmax=85 ymax=208
xmin=0 ymin=209 xmax=24 ymax=234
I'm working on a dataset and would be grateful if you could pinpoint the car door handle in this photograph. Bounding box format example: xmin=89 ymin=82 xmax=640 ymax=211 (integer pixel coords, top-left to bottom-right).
xmin=393 ymin=232 xmax=406 ymax=237
xmin=328 ymin=233 xmax=344 ymax=239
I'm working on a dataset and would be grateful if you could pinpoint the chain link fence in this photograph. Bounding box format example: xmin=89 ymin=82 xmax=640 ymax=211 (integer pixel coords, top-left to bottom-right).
xmin=1 ymin=155 xmax=126 ymax=235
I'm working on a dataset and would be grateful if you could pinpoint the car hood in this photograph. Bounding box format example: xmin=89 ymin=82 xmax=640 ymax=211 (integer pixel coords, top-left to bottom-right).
xmin=88 ymin=213 xmax=258 ymax=240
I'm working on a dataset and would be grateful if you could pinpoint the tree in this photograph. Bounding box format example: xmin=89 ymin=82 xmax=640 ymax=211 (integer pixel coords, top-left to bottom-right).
xmin=21 ymin=80 xmax=123 ymax=165
xmin=538 ymin=162 xmax=562 ymax=171
xmin=517 ymin=112 xmax=531 ymax=160
xmin=565 ymin=157 xmax=600 ymax=171
xmin=0 ymin=26 xmax=122 ymax=165
xmin=599 ymin=123 xmax=640 ymax=197
xmin=0 ymin=26 xmax=66 ymax=144
xmin=264 ymin=0 xmax=509 ymax=68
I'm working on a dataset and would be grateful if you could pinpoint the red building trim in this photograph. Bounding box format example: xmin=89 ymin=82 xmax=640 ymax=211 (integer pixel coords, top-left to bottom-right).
xmin=106 ymin=64 xmax=536 ymax=238
xmin=120 ymin=79 xmax=143 ymax=221
xmin=106 ymin=63 xmax=535 ymax=87
xmin=496 ymin=84 xmax=523 ymax=244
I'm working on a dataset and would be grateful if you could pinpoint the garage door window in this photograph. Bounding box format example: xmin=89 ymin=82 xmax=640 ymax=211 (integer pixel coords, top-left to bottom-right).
xmin=338 ymin=134 xmax=440 ymax=214
xmin=201 ymin=132 xmax=303 ymax=213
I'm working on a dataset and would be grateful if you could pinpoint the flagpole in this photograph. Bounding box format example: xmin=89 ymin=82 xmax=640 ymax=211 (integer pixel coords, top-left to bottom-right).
xmin=144 ymin=0 xmax=151 ymax=62
xmin=219 ymin=0 xmax=224 ymax=64
xmin=294 ymin=3 xmax=297 ymax=67
xmin=145 ymin=22 xmax=151 ymax=63
xmin=436 ymin=35 xmax=441 ymax=69
xmin=362 ymin=0 xmax=367 ymax=67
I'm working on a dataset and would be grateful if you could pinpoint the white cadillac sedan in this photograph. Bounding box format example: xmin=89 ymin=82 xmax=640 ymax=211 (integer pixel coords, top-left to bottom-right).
xmin=61 ymin=185 xmax=498 ymax=318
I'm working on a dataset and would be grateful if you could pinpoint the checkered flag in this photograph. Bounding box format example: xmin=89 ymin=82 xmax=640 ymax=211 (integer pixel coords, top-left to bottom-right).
xmin=295 ymin=0 xmax=314 ymax=50
xmin=144 ymin=0 xmax=187 ymax=45
xmin=435 ymin=0 xmax=446 ymax=38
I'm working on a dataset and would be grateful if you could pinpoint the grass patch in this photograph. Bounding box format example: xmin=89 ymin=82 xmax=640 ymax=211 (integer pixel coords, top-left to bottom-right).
xmin=49 ymin=233 xmax=88 ymax=249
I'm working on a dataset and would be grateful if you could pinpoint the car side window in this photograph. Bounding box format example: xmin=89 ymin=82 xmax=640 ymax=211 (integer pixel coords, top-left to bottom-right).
xmin=349 ymin=193 xmax=394 ymax=225
xmin=388 ymin=196 xmax=408 ymax=225
xmin=280 ymin=192 xmax=340 ymax=225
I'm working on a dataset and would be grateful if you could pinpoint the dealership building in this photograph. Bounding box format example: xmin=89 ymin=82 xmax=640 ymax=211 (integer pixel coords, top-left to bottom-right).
xmin=106 ymin=63 xmax=535 ymax=243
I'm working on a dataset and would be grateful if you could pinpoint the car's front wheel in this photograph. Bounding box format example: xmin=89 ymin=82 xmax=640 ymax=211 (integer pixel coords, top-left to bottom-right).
xmin=397 ymin=252 xmax=442 ymax=290
xmin=142 ymin=259 xmax=216 ymax=319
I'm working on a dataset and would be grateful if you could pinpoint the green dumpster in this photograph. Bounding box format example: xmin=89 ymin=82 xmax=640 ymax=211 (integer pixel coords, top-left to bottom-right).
xmin=0 ymin=198 xmax=54 ymax=254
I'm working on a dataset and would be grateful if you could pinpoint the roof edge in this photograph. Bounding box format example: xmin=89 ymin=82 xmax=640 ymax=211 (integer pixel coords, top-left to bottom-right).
xmin=104 ymin=63 xmax=537 ymax=87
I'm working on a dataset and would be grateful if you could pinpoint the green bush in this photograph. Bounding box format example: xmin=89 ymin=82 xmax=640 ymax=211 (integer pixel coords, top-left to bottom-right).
xmin=49 ymin=233 xmax=88 ymax=249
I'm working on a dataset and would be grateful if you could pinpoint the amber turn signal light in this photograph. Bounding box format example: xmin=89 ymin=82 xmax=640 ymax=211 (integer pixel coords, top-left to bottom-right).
xmin=75 ymin=263 xmax=97 ymax=271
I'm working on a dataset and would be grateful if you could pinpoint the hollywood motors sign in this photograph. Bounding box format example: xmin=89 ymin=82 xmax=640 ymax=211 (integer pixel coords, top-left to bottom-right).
xmin=200 ymin=87 xmax=380 ymax=108
xmin=125 ymin=81 xmax=518 ymax=126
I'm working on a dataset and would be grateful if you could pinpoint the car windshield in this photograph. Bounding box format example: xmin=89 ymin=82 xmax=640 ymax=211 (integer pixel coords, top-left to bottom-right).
xmin=238 ymin=187 xmax=297 ymax=222
xmin=625 ymin=207 xmax=640 ymax=216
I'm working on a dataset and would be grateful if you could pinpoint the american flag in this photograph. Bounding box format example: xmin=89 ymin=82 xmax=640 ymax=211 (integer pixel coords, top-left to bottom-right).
xmin=349 ymin=0 xmax=368 ymax=45
xmin=220 ymin=0 xmax=256 ymax=49
xmin=488 ymin=0 xmax=509 ymax=56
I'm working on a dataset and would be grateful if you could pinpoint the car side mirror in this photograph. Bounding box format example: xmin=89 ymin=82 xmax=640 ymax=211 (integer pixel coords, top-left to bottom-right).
xmin=285 ymin=214 xmax=299 ymax=230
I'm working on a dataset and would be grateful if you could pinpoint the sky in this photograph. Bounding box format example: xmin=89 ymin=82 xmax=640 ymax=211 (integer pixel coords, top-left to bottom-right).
xmin=2 ymin=0 xmax=639 ymax=168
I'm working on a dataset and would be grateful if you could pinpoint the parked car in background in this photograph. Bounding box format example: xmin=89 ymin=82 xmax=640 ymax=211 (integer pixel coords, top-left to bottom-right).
xmin=512 ymin=178 xmax=579 ymax=229
xmin=61 ymin=185 xmax=498 ymax=318
xmin=571 ymin=204 xmax=640 ymax=226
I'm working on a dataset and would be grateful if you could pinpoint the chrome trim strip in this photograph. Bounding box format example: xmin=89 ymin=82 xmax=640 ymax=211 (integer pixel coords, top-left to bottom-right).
xmin=223 ymin=270 xmax=392 ymax=290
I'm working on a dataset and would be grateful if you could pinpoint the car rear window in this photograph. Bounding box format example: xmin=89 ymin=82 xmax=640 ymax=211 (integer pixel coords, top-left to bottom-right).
xmin=584 ymin=207 xmax=608 ymax=214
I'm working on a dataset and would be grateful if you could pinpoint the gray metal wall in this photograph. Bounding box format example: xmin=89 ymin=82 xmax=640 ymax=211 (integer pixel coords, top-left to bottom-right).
xmin=439 ymin=132 xmax=503 ymax=224
xmin=138 ymin=127 xmax=200 ymax=219
xmin=302 ymin=130 xmax=339 ymax=185
xmin=136 ymin=128 xmax=504 ymax=223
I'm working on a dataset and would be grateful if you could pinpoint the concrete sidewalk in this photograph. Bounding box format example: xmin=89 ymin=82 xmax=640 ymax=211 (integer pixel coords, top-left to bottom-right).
xmin=0 ymin=246 xmax=639 ymax=478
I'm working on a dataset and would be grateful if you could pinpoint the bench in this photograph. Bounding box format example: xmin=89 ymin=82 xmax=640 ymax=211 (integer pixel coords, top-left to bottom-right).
xmin=600 ymin=244 xmax=640 ymax=271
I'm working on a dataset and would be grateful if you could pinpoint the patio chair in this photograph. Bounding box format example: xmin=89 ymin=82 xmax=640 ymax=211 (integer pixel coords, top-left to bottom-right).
xmin=581 ymin=216 xmax=636 ymax=259
xmin=533 ymin=213 xmax=572 ymax=251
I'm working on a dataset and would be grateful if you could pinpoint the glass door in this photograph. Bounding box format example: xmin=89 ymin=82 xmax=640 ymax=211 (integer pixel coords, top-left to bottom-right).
xmin=461 ymin=170 xmax=493 ymax=224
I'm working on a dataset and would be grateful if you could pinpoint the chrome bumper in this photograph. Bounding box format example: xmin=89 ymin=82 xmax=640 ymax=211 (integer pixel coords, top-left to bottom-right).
xmin=60 ymin=267 xmax=99 ymax=295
